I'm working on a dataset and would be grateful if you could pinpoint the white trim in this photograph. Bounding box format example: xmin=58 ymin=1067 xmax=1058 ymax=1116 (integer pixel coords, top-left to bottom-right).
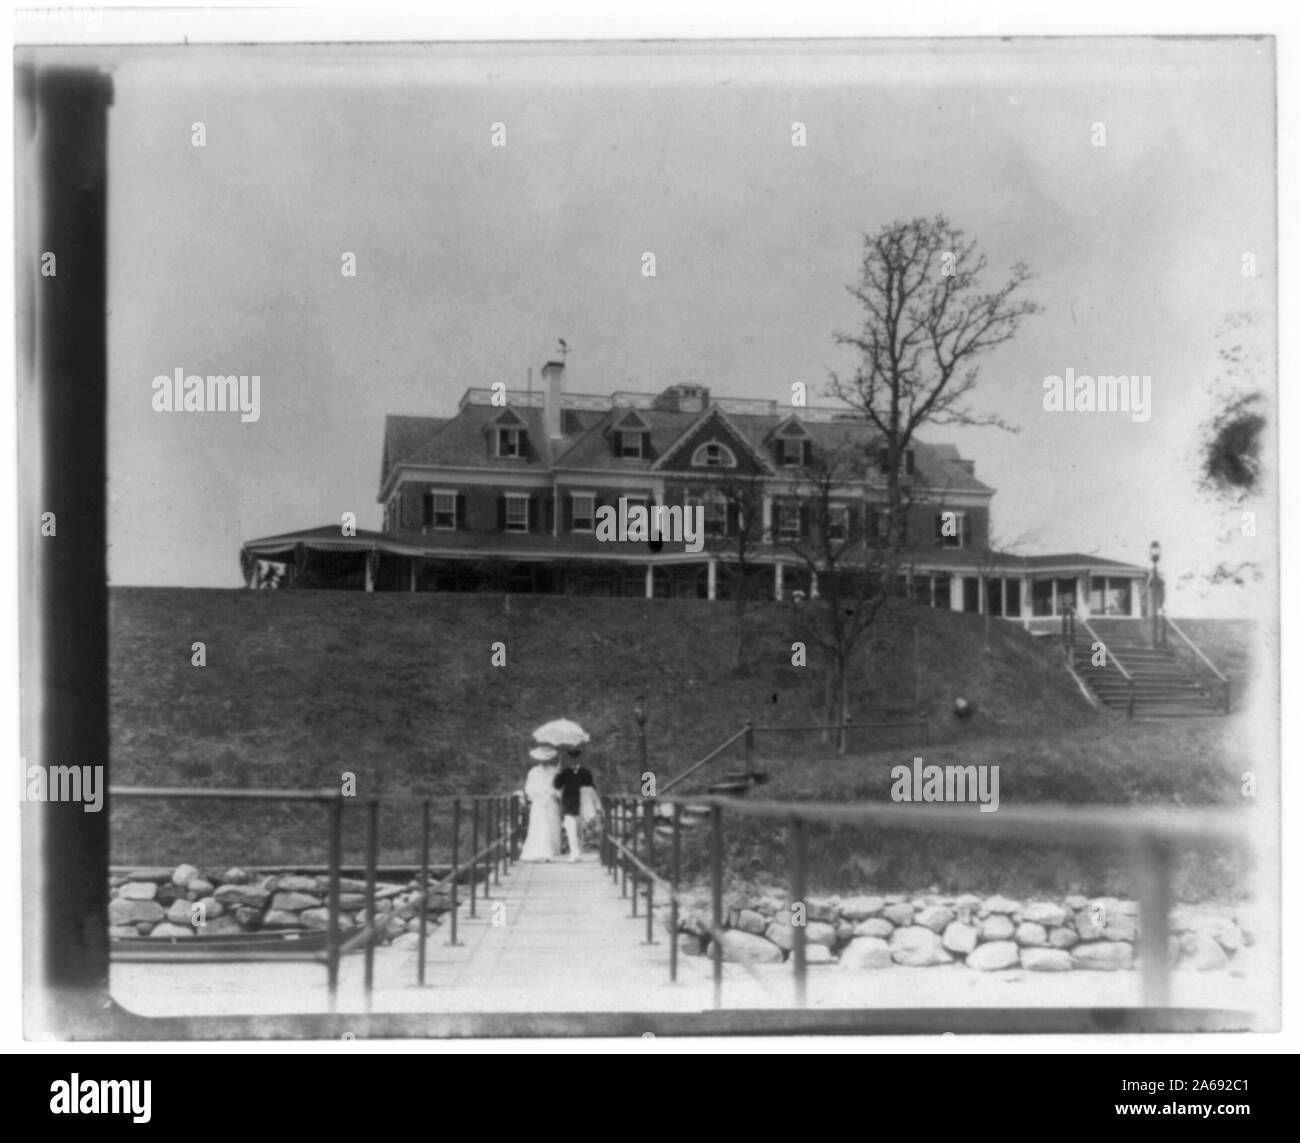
xmin=691 ymin=441 xmax=739 ymax=469
xmin=430 ymin=489 xmax=457 ymax=531
xmin=504 ymin=492 xmax=530 ymax=533
xmin=570 ymin=491 xmax=596 ymax=533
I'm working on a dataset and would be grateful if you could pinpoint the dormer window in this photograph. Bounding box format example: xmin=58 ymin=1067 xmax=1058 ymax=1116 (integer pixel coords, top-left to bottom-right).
xmin=616 ymin=431 xmax=645 ymax=459
xmin=692 ymin=441 xmax=737 ymax=469
xmin=497 ymin=427 xmax=525 ymax=458
xmin=877 ymin=446 xmax=915 ymax=475
xmin=778 ymin=438 xmax=811 ymax=467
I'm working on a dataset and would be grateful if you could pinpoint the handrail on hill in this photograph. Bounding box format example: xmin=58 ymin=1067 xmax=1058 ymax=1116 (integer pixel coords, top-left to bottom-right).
xmin=1080 ymin=614 xmax=1135 ymax=718
xmin=1164 ymin=615 xmax=1231 ymax=714
xmin=601 ymin=790 xmax=1250 ymax=1011
xmin=109 ymin=786 xmax=522 ymax=1003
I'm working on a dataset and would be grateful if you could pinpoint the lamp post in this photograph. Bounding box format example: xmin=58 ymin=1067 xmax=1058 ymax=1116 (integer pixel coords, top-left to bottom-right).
xmin=1148 ymin=541 xmax=1164 ymax=648
xmin=634 ymin=694 xmax=648 ymax=786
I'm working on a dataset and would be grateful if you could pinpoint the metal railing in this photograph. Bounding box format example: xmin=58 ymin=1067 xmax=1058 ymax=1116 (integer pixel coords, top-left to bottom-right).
xmin=1164 ymin=615 xmax=1232 ymax=714
xmin=1080 ymin=615 xmax=1136 ymax=717
xmin=608 ymin=791 xmax=1248 ymax=1010
xmin=109 ymin=786 xmax=522 ymax=1007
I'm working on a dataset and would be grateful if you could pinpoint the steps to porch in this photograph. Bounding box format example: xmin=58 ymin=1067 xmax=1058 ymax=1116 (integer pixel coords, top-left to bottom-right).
xmin=1070 ymin=636 xmax=1226 ymax=719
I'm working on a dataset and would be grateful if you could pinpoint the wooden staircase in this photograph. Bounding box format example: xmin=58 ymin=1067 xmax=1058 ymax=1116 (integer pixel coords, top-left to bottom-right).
xmin=1071 ymin=626 xmax=1226 ymax=719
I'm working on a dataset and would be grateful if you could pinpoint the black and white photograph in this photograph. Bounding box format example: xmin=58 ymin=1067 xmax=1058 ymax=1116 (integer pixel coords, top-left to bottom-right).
xmin=11 ymin=4 xmax=1290 ymax=1068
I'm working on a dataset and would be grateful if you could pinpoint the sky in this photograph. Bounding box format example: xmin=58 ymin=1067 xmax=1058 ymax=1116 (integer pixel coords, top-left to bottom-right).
xmin=97 ymin=38 xmax=1276 ymax=615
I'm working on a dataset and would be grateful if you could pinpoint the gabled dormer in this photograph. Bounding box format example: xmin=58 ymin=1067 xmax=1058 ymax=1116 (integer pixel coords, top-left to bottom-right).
xmin=486 ymin=406 xmax=529 ymax=459
xmin=768 ymin=415 xmax=812 ymax=469
xmin=609 ymin=407 xmax=652 ymax=460
xmin=654 ymin=404 xmax=774 ymax=476
xmin=876 ymin=442 xmax=915 ymax=476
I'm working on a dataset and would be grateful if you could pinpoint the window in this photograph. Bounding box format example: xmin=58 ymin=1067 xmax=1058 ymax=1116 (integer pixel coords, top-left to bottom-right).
xmin=702 ymin=495 xmax=728 ymax=539
xmin=571 ymin=493 xmax=595 ymax=532
xmin=617 ymin=431 xmax=644 ymax=459
xmin=505 ymin=494 xmax=529 ymax=533
xmin=692 ymin=441 xmax=737 ymax=468
xmin=827 ymin=504 xmax=850 ymax=541
xmin=936 ymin=510 xmax=965 ymax=549
xmin=778 ymin=503 xmax=803 ymax=541
xmin=497 ymin=428 xmax=525 ymax=458
xmin=778 ymin=438 xmax=810 ymax=467
xmin=904 ymin=448 xmax=915 ymax=475
xmin=431 ymin=491 xmax=456 ymax=530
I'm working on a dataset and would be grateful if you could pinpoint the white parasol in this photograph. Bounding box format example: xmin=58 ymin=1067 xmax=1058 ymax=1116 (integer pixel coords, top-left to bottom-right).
xmin=531 ymin=718 xmax=591 ymax=748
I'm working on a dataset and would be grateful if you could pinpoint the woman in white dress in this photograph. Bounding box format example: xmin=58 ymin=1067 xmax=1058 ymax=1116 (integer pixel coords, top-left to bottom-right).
xmin=519 ymin=746 xmax=562 ymax=862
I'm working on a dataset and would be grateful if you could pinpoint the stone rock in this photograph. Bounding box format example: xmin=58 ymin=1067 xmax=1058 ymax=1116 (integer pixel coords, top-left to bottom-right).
xmin=854 ymin=917 xmax=895 ymax=939
xmin=337 ymin=894 xmax=367 ymax=910
xmin=719 ymin=930 xmax=785 ymax=964
xmin=149 ymin=922 xmax=194 ymax=938
xmin=1179 ymin=932 xmax=1229 ymax=971
xmin=883 ymin=893 xmax=907 ymax=905
xmin=981 ymin=895 xmax=1022 ymax=916
xmin=1064 ymin=894 xmax=1088 ymax=911
xmin=835 ymin=920 xmax=856 ymax=945
xmin=270 ymin=891 xmax=322 ymax=912
xmin=805 ymin=898 xmax=838 ymax=923
xmin=165 ymin=900 xmax=196 ymax=925
xmin=234 ymin=906 xmax=263 ymax=929
xmin=979 ymin=914 xmax=1015 ymax=941
xmin=117 ymin=881 xmax=158 ymax=901
xmin=1021 ymin=948 xmax=1073 ymax=972
xmin=275 ymin=875 xmax=320 ymax=893
xmin=195 ymin=896 xmax=224 ymax=919
xmin=916 ymin=905 xmax=955 ymax=933
xmin=840 ymin=936 xmax=894 ymax=970
xmin=262 ymin=909 xmax=303 ymax=929
xmin=882 ymin=903 xmax=914 ymax=927
xmin=201 ymin=914 xmax=243 ymax=935
xmin=966 ymin=940 xmax=1020 ymax=971
xmin=221 ymin=867 xmax=251 ymax=885
xmin=185 ymin=878 xmax=215 ymax=899
xmin=1118 ymin=899 xmax=1140 ymax=915
xmin=298 ymin=908 xmax=330 ymax=930
xmin=1022 ymin=902 xmax=1068 ymax=927
xmin=889 ymin=926 xmax=953 ymax=967
xmin=953 ymin=893 xmax=983 ymax=911
xmin=1071 ymin=941 xmax=1134 ymax=970
xmin=804 ymin=921 xmax=837 ymax=948
xmin=766 ymin=922 xmax=795 ymax=951
xmin=941 ymin=921 xmax=979 ymax=955
xmin=108 ymin=925 xmax=139 ymax=938
xmin=213 ymin=884 xmax=271 ymax=908
xmin=108 ymin=899 xmax=165 ymax=925
xmin=1015 ymin=922 xmax=1049 ymax=947
xmin=1185 ymin=915 xmax=1242 ymax=953
xmin=804 ymin=944 xmax=835 ymax=965
xmin=134 ymin=922 xmax=157 ymax=935
xmin=171 ymin=863 xmax=200 ymax=888
xmin=1048 ymin=926 xmax=1079 ymax=949
xmin=155 ymin=882 xmax=186 ymax=906
xmin=839 ymin=895 xmax=886 ymax=921
xmin=677 ymin=933 xmax=705 ymax=957
xmin=122 ymin=868 xmax=173 ymax=883
xmin=256 ymin=875 xmax=280 ymax=892
xmin=390 ymin=933 xmax=423 ymax=951
xmin=384 ymin=915 xmax=408 ymax=938
xmin=731 ymin=908 xmax=767 ymax=935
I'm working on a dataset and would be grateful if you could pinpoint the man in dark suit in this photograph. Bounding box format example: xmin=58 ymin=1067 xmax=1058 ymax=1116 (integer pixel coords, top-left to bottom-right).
xmin=554 ymin=749 xmax=595 ymax=863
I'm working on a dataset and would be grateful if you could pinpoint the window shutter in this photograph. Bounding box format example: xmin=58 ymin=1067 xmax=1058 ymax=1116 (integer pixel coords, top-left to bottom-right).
xmin=905 ymin=448 xmax=915 ymax=476
xmin=497 ymin=495 xmax=507 ymax=531
xmin=798 ymin=505 xmax=808 ymax=538
xmin=422 ymin=492 xmax=434 ymax=528
xmin=726 ymin=502 xmax=740 ymax=536
xmin=802 ymin=440 xmax=812 ymax=467
xmin=770 ymin=502 xmax=782 ymax=538
xmin=935 ymin=513 xmax=945 ymax=543
xmin=878 ymin=446 xmax=891 ymax=472
xmin=456 ymin=493 xmax=466 ymax=530
xmin=612 ymin=431 xmax=621 ymax=457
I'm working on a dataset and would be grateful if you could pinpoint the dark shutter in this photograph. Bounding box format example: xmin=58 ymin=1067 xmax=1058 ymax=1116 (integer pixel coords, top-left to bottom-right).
xmin=905 ymin=448 xmax=915 ymax=476
xmin=456 ymin=492 xmax=465 ymax=530
xmin=422 ymin=492 xmax=434 ymax=528
xmin=770 ymin=503 xmax=782 ymax=538
xmin=935 ymin=513 xmax=945 ymax=543
xmin=497 ymin=495 xmax=507 ymax=531
xmin=726 ymin=502 xmax=740 ymax=536
xmin=802 ymin=440 xmax=812 ymax=467
xmin=612 ymin=431 xmax=621 ymax=457
xmin=798 ymin=505 xmax=808 ymax=538
xmin=878 ymin=446 xmax=891 ymax=472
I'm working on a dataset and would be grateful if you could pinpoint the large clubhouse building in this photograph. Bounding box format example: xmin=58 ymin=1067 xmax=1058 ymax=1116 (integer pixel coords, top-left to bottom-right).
xmin=241 ymin=360 xmax=1149 ymax=631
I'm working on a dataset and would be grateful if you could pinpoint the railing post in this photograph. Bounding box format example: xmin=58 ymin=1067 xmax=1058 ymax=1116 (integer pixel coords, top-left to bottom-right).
xmin=630 ymin=800 xmax=640 ymax=918
xmin=669 ymin=805 xmax=681 ymax=983
xmin=620 ymin=801 xmax=629 ymax=898
xmin=494 ymin=796 xmax=503 ymax=885
xmin=418 ymin=797 xmax=430 ymax=985
xmin=788 ymin=815 xmax=808 ymax=1008
xmin=644 ymin=795 xmax=655 ymax=944
xmin=710 ymin=805 xmax=724 ymax=1010
xmin=364 ymin=796 xmax=379 ymax=1004
xmin=449 ymin=797 xmax=461 ymax=946
xmin=469 ymin=798 xmax=479 ymax=918
xmin=482 ymin=797 xmax=492 ymax=900
xmin=326 ymin=793 xmax=343 ymax=1009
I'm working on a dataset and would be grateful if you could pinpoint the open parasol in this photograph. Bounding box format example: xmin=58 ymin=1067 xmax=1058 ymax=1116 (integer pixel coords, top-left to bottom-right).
xmin=531 ymin=718 xmax=591 ymax=749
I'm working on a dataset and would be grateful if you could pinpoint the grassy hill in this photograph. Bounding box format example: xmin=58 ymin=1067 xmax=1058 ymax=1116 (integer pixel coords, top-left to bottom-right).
xmin=108 ymin=588 xmax=1258 ymax=901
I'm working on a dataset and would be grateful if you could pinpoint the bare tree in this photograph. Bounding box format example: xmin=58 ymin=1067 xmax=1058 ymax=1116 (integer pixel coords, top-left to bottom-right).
xmin=827 ymin=215 xmax=1041 ymax=546
xmin=705 ymin=474 xmax=767 ymax=670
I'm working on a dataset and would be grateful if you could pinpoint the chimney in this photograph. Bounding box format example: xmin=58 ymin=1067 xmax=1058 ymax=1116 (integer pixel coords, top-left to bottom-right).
xmin=542 ymin=360 xmax=564 ymax=439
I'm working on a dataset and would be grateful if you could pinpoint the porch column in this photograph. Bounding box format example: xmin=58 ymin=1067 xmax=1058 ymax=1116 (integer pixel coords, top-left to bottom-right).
xmin=707 ymin=558 xmax=717 ymax=601
xmin=364 ymin=550 xmax=376 ymax=593
xmin=1130 ymin=576 xmax=1142 ymax=618
xmin=1020 ymin=575 xmax=1032 ymax=627
xmin=810 ymin=570 xmax=819 ymax=600
xmin=1077 ymin=574 xmax=1088 ymax=619
xmin=645 ymin=564 xmax=654 ymax=599
xmin=950 ymin=574 xmax=963 ymax=611
xmin=774 ymin=561 xmax=784 ymax=602
xmin=408 ymin=558 xmax=418 ymax=593
xmin=761 ymin=495 xmax=773 ymax=542
xmin=1051 ymin=579 xmax=1058 ymax=616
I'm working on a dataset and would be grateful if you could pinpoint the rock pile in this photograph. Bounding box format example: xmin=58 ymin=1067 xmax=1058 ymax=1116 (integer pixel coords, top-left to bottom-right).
xmin=668 ymin=890 xmax=1250 ymax=973
xmin=107 ymin=864 xmax=454 ymax=946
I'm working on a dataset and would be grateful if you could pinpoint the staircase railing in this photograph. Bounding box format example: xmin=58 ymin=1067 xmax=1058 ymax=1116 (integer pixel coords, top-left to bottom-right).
xmin=658 ymin=725 xmax=752 ymax=795
xmin=1164 ymin=615 xmax=1231 ymax=713
xmin=1079 ymin=615 xmax=1135 ymax=718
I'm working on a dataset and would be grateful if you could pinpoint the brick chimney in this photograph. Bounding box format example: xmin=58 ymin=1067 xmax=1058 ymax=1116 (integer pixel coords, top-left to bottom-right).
xmin=542 ymin=360 xmax=564 ymax=439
